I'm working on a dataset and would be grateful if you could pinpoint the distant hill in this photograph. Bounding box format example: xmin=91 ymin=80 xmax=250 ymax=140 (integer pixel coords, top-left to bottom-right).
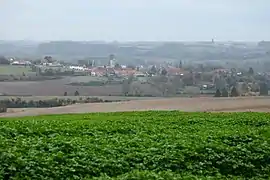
xmin=0 ymin=41 xmax=268 ymax=64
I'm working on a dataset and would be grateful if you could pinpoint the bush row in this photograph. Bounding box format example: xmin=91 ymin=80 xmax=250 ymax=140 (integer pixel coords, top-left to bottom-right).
xmin=0 ymin=74 xmax=62 ymax=82
xmin=0 ymin=97 xmax=115 ymax=109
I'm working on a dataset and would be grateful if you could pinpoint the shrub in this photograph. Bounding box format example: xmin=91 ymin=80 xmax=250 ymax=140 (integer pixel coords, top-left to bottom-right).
xmin=0 ymin=104 xmax=7 ymax=113
xmin=0 ymin=97 xmax=111 ymax=109
xmin=0 ymin=98 xmax=77 ymax=108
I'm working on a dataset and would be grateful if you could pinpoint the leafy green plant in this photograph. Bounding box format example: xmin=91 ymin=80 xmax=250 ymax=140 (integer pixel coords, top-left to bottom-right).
xmin=0 ymin=112 xmax=269 ymax=179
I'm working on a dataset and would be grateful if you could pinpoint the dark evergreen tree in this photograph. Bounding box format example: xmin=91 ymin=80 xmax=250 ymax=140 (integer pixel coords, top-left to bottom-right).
xmin=149 ymin=65 xmax=157 ymax=75
xmin=248 ymin=67 xmax=254 ymax=75
xmin=74 ymin=91 xmax=80 ymax=96
xmin=0 ymin=56 xmax=9 ymax=65
xmin=221 ymin=88 xmax=228 ymax=97
xmin=161 ymin=68 xmax=168 ymax=76
xmin=230 ymin=86 xmax=239 ymax=97
xmin=214 ymin=89 xmax=221 ymax=97
xmin=259 ymin=82 xmax=268 ymax=96
xmin=179 ymin=60 xmax=182 ymax=68
xmin=114 ymin=63 xmax=121 ymax=69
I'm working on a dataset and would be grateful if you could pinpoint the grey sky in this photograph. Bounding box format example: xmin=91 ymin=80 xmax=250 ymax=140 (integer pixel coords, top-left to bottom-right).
xmin=1 ymin=0 xmax=269 ymax=41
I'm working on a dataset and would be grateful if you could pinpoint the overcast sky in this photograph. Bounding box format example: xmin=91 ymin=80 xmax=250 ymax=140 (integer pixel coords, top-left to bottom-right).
xmin=1 ymin=0 xmax=269 ymax=41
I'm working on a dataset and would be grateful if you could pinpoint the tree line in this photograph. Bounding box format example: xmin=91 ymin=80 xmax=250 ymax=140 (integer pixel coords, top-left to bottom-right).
xmin=214 ymin=82 xmax=268 ymax=97
xmin=0 ymin=97 xmax=117 ymax=113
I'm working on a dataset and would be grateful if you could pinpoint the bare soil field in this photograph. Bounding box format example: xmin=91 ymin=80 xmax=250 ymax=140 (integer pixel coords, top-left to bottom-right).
xmin=0 ymin=77 xmax=163 ymax=96
xmin=0 ymin=79 xmax=122 ymax=96
xmin=1 ymin=96 xmax=270 ymax=117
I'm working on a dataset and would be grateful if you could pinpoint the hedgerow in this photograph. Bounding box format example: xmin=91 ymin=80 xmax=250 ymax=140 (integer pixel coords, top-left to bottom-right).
xmin=0 ymin=97 xmax=111 ymax=109
xmin=0 ymin=112 xmax=269 ymax=179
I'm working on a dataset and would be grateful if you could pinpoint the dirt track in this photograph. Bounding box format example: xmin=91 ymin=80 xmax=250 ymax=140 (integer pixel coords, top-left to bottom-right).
xmin=1 ymin=97 xmax=270 ymax=117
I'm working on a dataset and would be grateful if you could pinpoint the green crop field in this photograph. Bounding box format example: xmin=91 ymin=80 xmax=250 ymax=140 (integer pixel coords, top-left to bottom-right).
xmin=0 ymin=112 xmax=269 ymax=179
xmin=0 ymin=65 xmax=32 ymax=75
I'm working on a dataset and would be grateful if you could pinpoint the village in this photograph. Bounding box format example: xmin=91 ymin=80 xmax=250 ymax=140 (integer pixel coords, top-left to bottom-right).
xmin=0 ymin=53 xmax=268 ymax=99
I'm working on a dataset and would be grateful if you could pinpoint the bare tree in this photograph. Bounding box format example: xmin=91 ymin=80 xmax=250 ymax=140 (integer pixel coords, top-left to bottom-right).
xmin=122 ymin=80 xmax=130 ymax=96
xmin=214 ymin=75 xmax=226 ymax=90
xmin=241 ymin=82 xmax=249 ymax=95
xmin=201 ymin=72 xmax=213 ymax=82
xmin=122 ymin=74 xmax=134 ymax=96
xmin=184 ymin=86 xmax=200 ymax=95
xmin=182 ymin=72 xmax=195 ymax=86
xmin=127 ymin=74 xmax=134 ymax=84
xmin=170 ymin=75 xmax=184 ymax=94
xmin=160 ymin=82 xmax=170 ymax=96
xmin=251 ymin=82 xmax=260 ymax=92
xmin=130 ymin=82 xmax=143 ymax=96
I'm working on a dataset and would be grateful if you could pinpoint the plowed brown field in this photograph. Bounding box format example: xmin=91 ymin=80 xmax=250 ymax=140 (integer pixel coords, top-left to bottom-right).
xmin=1 ymin=96 xmax=270 ymax=117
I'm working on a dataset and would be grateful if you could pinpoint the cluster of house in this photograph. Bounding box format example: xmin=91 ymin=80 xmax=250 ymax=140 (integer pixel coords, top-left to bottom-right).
xmin=69 ymin=66 xmax=143 ymax=77
xmin=9 ymin=58 xmax=32 ymax=66
xmin=67 ymin=64 xmax=190 ymax=78
xmin=90 ymin=67 xmax=137 ymax=77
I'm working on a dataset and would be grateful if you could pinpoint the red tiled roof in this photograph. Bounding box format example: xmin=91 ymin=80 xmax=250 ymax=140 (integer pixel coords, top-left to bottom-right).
xmin=91 ymin=67 xmax=107 ymax=74
xmin=214 ymin=69 xmax=228 ymax=72
xmin=115 ymin=69 xmax=136 ymax=76
xmin=166 ymin=68 xmax=185 ymax=75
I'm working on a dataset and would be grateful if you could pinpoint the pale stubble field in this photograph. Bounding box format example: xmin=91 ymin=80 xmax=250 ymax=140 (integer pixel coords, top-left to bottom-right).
xmin=2 ymin=96 xmax=270 ymax=117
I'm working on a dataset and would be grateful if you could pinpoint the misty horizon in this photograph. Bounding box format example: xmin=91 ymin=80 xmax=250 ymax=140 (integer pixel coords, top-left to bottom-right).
xmin=0 ymin=40 xmax=266 ymax=43
xmin=1 ymin=0 xmax=270 ymax=41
